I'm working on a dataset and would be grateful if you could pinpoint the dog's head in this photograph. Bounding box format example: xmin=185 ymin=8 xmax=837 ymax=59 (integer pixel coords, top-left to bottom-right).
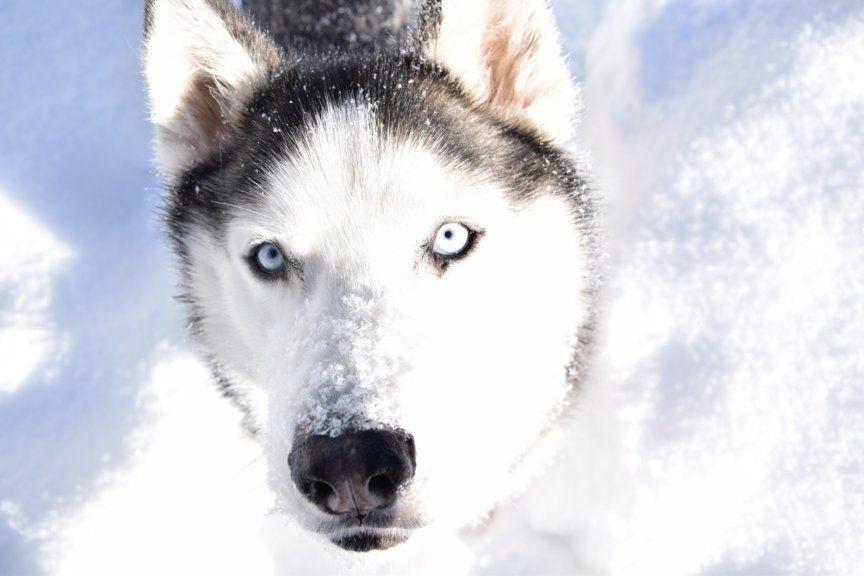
xmin=143 ymin=0 xmax=595 ymax=551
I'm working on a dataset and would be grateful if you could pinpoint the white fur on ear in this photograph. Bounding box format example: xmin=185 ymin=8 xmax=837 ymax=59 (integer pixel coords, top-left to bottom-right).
xmin=143 ymin=0 xmax=281 ymax=177
xmin=422 ymin=0 xmax=578 ymax=144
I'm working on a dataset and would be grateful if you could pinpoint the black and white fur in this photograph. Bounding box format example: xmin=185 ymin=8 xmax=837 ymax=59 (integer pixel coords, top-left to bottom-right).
xmin=143 ymin=0 xmax=598 ymax=552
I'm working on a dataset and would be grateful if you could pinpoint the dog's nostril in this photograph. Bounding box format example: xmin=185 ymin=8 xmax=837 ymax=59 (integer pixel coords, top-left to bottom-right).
xmin=367 ymin=473 xmax=398 ymax=502
xmin=288 ymin=429 xmax=416 ymax=516
xmin=306 ymin=479 xmax=335 ymax=504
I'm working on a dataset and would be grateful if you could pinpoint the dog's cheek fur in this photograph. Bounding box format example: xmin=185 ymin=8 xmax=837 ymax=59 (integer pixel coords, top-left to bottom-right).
xmin=178 ymin=222 xmax=294 ymax=433
xmin=395 ymin=194 xmax=589 ymax=527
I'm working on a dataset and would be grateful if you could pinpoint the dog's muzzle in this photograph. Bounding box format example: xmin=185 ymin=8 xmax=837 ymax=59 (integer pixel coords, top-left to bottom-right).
xmin=288 ymin=429 xmax=416 ymax=551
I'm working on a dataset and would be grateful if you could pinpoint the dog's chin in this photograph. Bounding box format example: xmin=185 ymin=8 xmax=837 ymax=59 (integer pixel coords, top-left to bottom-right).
xmin=330 ymin=528 xmax=411 ymax=552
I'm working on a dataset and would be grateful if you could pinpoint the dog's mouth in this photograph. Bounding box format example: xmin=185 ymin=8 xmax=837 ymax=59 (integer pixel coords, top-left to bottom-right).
xmin=317 ymin=508 xmax=418 ymax=552
xmin=329 ymin=526 xmax=411 ymax=552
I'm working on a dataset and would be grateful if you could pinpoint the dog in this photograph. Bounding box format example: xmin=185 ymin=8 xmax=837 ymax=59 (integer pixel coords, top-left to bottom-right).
xmin=142 ymin=0 xmax=597 ymax=553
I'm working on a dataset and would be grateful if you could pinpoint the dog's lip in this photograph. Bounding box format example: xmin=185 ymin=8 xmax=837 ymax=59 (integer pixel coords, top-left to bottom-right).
xmin=328 ymin=526 xmax=411 ymax=552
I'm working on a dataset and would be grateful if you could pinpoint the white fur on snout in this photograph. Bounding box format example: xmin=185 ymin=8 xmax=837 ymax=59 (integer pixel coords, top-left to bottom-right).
xmin=181 ymin=101 xmax=591 ymax=533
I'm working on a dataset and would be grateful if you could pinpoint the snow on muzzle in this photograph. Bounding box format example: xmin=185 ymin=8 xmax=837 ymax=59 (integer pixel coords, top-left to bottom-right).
xmin=286 ymin=293 xmax=420 ymax=547
xmin=294 ymin=293 xmax=413 ymax=436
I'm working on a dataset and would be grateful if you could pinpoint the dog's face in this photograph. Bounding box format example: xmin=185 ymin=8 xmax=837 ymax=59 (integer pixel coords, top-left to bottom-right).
xmin=143 ymin=0 xmax=595 ymax=551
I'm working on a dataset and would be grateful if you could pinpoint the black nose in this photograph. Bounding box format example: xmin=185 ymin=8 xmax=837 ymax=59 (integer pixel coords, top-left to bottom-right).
xmin=288 ymin=430 xmax=416 ymax=517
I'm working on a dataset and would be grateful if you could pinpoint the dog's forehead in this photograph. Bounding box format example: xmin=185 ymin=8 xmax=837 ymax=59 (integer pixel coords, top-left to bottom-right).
xmin=255 ymin=101 xmax=504 ymax=258
xmin=172 ymin=58 xmax=590 ymax=267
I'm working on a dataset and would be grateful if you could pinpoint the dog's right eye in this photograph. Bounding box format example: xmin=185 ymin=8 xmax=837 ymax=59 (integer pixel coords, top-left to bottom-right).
xmin=249 ymin=242 xmax=287 ymax=279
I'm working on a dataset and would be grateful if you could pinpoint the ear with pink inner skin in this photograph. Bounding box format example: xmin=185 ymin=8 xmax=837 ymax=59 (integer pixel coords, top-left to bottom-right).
xmin=142 ymin=0 xmax=283 ymax=178
xmin=419 ymin=0 xmax=580 ymax=144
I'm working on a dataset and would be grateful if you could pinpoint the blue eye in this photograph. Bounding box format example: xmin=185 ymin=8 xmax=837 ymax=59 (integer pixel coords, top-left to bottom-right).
xmin=253 ymin=242 xmax=286 ymax=276
xmin=433 ymin=222 xmax=472 ymax=258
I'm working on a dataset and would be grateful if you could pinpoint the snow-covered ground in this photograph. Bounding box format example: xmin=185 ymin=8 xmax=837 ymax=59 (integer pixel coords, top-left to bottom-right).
xmin=1 ymin=0 xmax=862 ymax=573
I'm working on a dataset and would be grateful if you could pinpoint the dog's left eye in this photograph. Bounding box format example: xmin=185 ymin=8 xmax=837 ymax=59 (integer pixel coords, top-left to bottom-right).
xmin=251 ymin=242 xmax=286 ymax=277
xmin=432 ymin=222 xmax=473 ymax=259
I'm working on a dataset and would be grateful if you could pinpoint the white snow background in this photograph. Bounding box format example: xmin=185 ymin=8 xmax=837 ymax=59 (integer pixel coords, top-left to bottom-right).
xmin=1 ymin=0 xmax=862 ymax=574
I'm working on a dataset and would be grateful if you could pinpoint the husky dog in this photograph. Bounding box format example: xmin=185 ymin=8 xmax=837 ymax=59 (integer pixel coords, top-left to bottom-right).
xmin=142 ymin=0 xmax=597 ymax=552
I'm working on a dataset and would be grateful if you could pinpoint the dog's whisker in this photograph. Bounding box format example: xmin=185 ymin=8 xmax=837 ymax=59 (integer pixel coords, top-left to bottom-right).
xmin=233 ymin=453 xmax=266 ymax=479
xmin=209 ymin=200 xmax=271 ymax=220
xmin=244 ymin=483 xmax=271 ymax=494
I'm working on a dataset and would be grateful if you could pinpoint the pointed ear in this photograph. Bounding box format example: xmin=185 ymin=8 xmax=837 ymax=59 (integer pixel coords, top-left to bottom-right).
xmin=419 ymin=0 xmax=578 ymax=144
xmin=143 ymin=0 xmax=282 ymax=178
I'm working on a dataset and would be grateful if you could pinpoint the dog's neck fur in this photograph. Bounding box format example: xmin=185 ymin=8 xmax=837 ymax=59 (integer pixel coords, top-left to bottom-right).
xmin=242 ymin=0 xmax=418 ymax=53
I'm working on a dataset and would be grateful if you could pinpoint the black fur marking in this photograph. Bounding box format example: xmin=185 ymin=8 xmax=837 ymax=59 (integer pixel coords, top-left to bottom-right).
xmin=210 ymin=360 xmax=260 ymax=436
xmin=332 ymin=531 xmax=404 ymax=552
xmin=165 ymin=52 xmax=593 ymax=235
xmin=244 ymin=0 xmax=416 ymax=54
